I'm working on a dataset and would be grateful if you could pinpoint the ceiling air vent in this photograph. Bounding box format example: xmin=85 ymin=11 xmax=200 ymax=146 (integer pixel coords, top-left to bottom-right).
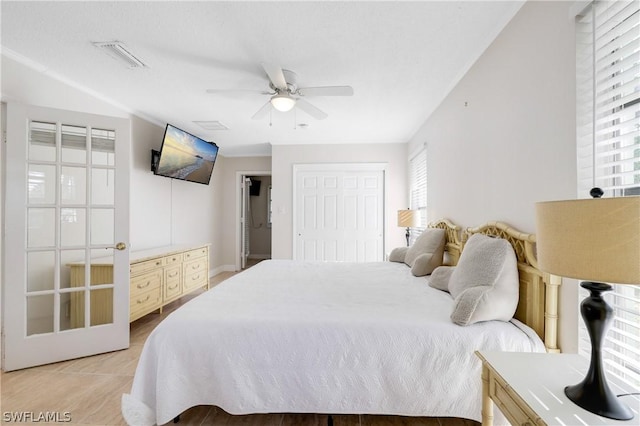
xmin=92 ymin=41 xmax=147 ymax=68
xmin=193 ymin=121 xmax=229 ymax=131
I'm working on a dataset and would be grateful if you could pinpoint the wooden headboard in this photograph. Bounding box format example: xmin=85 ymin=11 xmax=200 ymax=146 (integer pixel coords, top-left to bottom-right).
xmin=428 ymin=219 xmax=463 ymax=266
xmin=429 ymin=220 xmax=560 ymax=353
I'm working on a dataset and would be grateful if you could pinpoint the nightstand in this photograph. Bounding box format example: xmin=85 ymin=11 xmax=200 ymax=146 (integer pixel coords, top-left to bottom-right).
xmin=475 ymin=351 xmax=639 ymax=426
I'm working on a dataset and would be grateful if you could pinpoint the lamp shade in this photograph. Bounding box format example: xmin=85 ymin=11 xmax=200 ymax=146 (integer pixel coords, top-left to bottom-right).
xmin=270 ymin=93 xmax=296 ymax=112
xmin=535 ymin=197 xmax=640 ymax=284
xmin=397 ymin=209 xmax=420 ymax=228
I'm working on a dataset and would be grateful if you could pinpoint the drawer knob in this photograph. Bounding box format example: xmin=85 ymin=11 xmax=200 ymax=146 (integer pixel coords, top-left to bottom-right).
xmin=137 ymin=281 xmax=151 ymax=289
xmin=137 ymin=295 xmax=150 ymax=304
xmin=168 ymin=284 xmax=178 ymax=290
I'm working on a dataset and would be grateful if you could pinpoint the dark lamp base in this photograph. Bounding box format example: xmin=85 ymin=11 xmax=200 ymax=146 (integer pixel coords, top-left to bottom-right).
xmin=566 ymin=281 xmax=633 ymax=420
xmin=565 ymin=382 xmax=633 ymax=420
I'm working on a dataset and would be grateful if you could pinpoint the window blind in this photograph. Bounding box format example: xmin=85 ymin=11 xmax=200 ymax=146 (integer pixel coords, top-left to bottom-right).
xmin=575 ymin=0 xmax=640 ymax=390
xmin=408 ymin=146 xmax=427 ymax=244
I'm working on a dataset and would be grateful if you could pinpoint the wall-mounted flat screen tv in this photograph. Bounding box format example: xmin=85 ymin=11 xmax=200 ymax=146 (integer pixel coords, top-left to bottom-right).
xmin=154 ymin=124 xmax=219 ymax=185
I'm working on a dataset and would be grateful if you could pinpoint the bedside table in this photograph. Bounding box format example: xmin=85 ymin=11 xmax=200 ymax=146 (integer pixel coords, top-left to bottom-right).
xmin=475 ymin=351 xmax=639 ymax=426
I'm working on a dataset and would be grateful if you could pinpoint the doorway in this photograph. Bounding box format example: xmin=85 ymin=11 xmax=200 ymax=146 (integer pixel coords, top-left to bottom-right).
xmin=236 ymin=172 xmax=272 ymax=271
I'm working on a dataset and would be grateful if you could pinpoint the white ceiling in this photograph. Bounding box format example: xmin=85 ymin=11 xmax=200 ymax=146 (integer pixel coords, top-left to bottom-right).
xmin=1 ymin=1 xmax=524 ymax=157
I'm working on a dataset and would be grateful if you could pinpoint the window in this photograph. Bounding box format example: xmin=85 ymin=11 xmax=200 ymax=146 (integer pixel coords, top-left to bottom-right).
xmin=408 ymin=145 xmax=427 ymax=244
xmin=575 ymin=0 xmax=640 ymax=389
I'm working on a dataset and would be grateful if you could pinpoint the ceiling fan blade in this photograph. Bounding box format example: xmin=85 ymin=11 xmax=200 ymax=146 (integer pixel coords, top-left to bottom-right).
xmin=297 ymin=86 xmax=354 ymax=97
xmin=205 ymin=89 xmax=269 ymax=95
xmin=296 ymin=99 xmax=328 ymax=120
xmin=251 ymin=101 xmax=272 ymax=120
xmin=261 ymin=62 xmax=288 ymax=91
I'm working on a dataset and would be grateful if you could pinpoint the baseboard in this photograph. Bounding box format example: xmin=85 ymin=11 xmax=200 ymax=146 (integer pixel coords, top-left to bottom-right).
xmin=209 ymin=264 xmax=236 ymax=277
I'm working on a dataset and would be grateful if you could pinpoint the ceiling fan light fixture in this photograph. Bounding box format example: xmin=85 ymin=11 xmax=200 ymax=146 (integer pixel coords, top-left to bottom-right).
xmin=270 ymin=93 xmax=296 ymax=112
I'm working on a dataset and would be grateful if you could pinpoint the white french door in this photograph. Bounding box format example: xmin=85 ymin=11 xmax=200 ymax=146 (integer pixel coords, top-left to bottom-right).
xmin=3 ymin=103 xmax=130 ymax=371
xmin=240 ymin=177 xmax=250 ymax=269
xmin=294 ymin=164 xmax=385 ymax=262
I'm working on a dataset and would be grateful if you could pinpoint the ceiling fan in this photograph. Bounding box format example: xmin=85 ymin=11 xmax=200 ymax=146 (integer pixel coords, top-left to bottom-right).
xmin=206 ymin=63 xmax=353 ymax=120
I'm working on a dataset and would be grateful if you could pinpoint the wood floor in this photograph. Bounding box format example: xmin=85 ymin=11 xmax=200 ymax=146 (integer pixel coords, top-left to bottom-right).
xmin=0 ymin=269 xmax=479 ymax=426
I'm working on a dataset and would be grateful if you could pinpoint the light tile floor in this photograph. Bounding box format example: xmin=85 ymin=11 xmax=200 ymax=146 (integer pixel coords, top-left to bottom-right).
xmin=0 ymin=268 xmax=478 ymax=426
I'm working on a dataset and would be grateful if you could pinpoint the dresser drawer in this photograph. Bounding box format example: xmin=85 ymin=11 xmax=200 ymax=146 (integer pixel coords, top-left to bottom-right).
xmin=130 ymin=286 xmax=162 ymax=318
xmin=164 ymin=265 xmax=182 ymax=300
xmin=164 ymin=253 xmax=181 ymax=266
xmin=183 ymin=269 xmax=207 ymax=291
xmin=183 ymin=258 xmax=206 ymax=275
xmin=130 ymin=258 xmax=164 ymax=276
xmin=131 ymin=270 xmax=162 ymax=296
xmin=183 ymin=246 xmax=208 ymax=262
xmin=490 ymin=372 xmax=536 ymax=425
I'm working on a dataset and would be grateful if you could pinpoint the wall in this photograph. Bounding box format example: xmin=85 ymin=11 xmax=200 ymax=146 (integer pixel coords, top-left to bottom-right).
xmin=271 ymin=143 xmax=408 ymax=259
xmin=1 ymin=54 xmax=225 ymax=274
xmin=408 ymin=0 xmax=578 ymax=352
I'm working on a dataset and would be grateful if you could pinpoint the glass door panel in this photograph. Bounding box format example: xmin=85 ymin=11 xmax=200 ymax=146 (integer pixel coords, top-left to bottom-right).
xmin=60 ymin=249 xmax=86 ymax=289
xmin=27 ymin=251 xmax=55 ymax=292
xmin=91 ymin=169 xmax=115 ymax=205
xmin=89 ymin=248 xmax=115 ymax=326
xmin=91 ymin=209 xmax=114 ymax=245
xmin=91 ymin=128 xmax=115 ymax=166
xmin=26 ymin=294 xmax=54 ymax=336
xmin=62 ymin=291 xmax=85 ymax=331
xmin=60 ymin=208 xmax=86 ymax=246
xmin=27 ymin=208 xmax=56 ymax=247
xmin=28 ymin=164 xmax=56 ymax=204
xmin=60 ymin=166 xmax=87 ymax=205
xmin=29 ymin=121 xmax=57 ymax=162
xmin=61 ymin=125 xmax=87 ymax=164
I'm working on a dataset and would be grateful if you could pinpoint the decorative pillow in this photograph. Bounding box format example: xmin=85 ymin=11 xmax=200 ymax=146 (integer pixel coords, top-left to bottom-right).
xmin=428 ymin=266 xmax=455 ymax=292
xmin=388 ymin=247 xmax=408 ymax=263
xmin=448 ymin=233 xmax=519 ymax=326
xmin=404 ymin=228 xmax=446 ymax=276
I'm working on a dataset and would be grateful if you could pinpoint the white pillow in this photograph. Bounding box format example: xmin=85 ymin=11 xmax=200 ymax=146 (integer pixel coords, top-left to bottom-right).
xmin=403 ymin=228 xmax=446 ymax=276
xmin=448 ymin=233 xmax=519 ymax=326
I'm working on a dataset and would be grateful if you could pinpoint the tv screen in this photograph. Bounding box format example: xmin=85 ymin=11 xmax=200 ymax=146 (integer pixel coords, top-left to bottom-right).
xmin=249 ymin=179 xmax=261 ymax=196
xmin=154 ymin=124 xmax=218 ymax=185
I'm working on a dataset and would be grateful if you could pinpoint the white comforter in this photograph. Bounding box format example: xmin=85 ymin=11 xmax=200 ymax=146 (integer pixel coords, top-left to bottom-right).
xmin=122 ymin=260 xmax=544 ymax=425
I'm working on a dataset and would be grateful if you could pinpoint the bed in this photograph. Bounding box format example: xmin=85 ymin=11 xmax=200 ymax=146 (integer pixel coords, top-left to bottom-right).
xmin=122 ymin=220 xmax=561 ymax=426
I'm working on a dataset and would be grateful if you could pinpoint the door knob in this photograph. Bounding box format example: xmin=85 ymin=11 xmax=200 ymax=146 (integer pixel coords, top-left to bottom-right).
xmin=114 ymin=242 xmax=127 ymax=251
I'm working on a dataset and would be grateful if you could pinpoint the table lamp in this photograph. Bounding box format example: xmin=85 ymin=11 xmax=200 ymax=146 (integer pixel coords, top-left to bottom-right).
xmin=535 ymin=190 xmax=639 ymax=420
xmin=397 ymin=209 xmax=419 ymax=246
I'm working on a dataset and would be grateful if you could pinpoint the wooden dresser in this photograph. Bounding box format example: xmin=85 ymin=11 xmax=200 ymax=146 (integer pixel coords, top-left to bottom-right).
xmin=68 ymin=244 xmax=210 ymax=324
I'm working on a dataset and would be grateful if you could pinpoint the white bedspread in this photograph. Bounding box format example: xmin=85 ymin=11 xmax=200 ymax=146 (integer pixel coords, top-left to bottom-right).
xmin=122 ymin=260 xmax=544 ymax=425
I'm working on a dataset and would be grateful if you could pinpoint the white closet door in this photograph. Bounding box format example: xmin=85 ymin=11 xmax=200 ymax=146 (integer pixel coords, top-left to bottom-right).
xmin=294 ymin=164 xmax=385 ymax=262
xmin=3 ymin=103 xmax=130 ymax=371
